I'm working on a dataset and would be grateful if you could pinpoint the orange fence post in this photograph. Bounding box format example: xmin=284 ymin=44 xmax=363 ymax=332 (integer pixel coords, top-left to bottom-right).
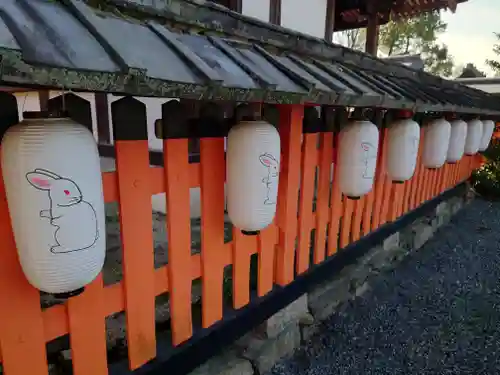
xmin=256 ymin=223 xmax=277 ymax=297
xmin=410 ymin=128 xmax=424 ymax=209
xmin=163 ymin=135 xmax=194 ymax=344
xmin=328 ymin=132 xmax=342 ymax=256
xmin=340 ymin=197 xmax=354 ymax=248
xmin=0 ymin=113 xmax=48 ymax=375
xmin=199 ymin=138 xmax=226 ymax=325
xmin=379 ymin=164 xmax=392 ymax=226
xmin=112 ymin=98 xmax=157 ymax=369
xmin=275 ymin=105 xmax=302 ymax=285
xmin=296 ymin=133 xmax=316 ymax=274
xmin=351 ymin=197 xmax=365 ymax=241
xmin=314 ymin=131 xmax=334 ymax=263
xmin=67 ymin=275 xmax=108 ymax=375
xmin=232 ymin=229 xmax=256 ymax=309
xmin=388 ymin=183 xmax=403 ymax=222
xmin=371 ymin=127 xmax=389 ymax=230
xmin=363 ymin=119 xmax=386 ymax=234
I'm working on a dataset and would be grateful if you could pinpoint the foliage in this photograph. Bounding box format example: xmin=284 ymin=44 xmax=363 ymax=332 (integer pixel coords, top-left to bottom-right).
xmin=421 ymin=43 xmax=454 ymax=77
xmin=471 ymin=139 xmax=500 ymax=199
xmin=486 ymin=32 xmax=500 ymax=76
xmin=378 ymin=11 xmax=454 ymax=77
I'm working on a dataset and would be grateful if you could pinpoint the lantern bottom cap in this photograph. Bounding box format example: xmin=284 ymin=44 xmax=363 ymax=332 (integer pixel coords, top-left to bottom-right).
xmin=52 ymin=287 xmax=85 ymax=299
xmin=241 ymin=230 xmax=260 ymax=236
xmin=346 ymin=195 xmax=361 ymax=200
xmin=447 ymin=161 xmax=458 ymax=164
xmin=392 ymin=180 xmax=405 ymax=185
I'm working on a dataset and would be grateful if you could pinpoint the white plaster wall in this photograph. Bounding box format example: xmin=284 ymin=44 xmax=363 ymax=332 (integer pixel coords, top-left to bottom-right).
xmin=241 ymin=0 xmax=271 ymax=22
xmin=280 ymin=0 xmax=327 ymax=39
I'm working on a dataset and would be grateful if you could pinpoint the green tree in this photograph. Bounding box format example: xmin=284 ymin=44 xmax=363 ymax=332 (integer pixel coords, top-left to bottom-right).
xmin=422 ymin=43 xmax=454 ymax=77
xmin=486 ymin=32 xmax=500 ymax=76
xmin=378 ymin=11 xmax=454 ymax=77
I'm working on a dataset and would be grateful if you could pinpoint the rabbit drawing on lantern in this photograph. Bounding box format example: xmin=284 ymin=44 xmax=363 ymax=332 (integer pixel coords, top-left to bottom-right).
xmin=26 ymin=168 xmax=99 ymax=254
xmin=361 ymin=142 xmax=377 ymax=179
xmin=259 ymin=153 xmax=279 ymax=205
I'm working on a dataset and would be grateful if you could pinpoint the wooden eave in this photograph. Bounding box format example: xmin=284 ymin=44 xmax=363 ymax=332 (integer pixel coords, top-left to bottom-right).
xmin=333 ymin=0 xmax=467 ymax=31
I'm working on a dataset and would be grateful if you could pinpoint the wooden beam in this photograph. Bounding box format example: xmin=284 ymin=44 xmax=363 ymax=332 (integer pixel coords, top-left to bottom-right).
xmin=38 ymin=90 xmax=49 ymax=112
xmin=324 ymin=0 xmax=336 ymax=42
xmin=270 ymin=0 xmax=281 ymax=25
xmin=95 ymin=93 xmax=111 ymax=144
xmin=365 ymin=3 xmax=379 ymax=56
xmin=231 ymin=0 xmax=242 ymax=13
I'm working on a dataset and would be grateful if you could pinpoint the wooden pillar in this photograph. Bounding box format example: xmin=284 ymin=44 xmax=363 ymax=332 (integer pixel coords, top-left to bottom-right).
xmin=324 ymin=0 xmax=336 ymax=43
xmin=94 ymin=93 xmax=111 ymax=144
xmin=38 ymin=90 xmax=49 ymax=111
xmin=230 ymin=0 xmax=242 ymax=13
xmin=270 ymin=0 xmax=281 ymax=25
xmin=365 ymin=12 xmax=379 ymax=55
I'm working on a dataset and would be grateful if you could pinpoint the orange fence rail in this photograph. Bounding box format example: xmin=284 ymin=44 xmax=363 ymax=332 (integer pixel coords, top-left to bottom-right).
xmin=0 ymin=102 xmax=481 ymax=375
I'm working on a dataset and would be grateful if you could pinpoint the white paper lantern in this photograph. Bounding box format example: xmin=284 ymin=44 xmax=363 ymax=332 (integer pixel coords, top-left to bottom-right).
xmin=464 ymin=119 xmax=482 ymax=155
xmin=479 ymin=119 xmax=495 ymax=152
xmin=446 ymin=119 xmax=467 ymax=163
xmin=338 ymin=120 xmax=379 ymax=199
xmin=1 ymin=113 xmax=105 ymax=297
xmin=226 ymin=120 xmax=280 ymax=233
xmin=422 ymin=118 xmax=451 ymax=169
xmin=386 ymin=117 xmax=420 ymax=183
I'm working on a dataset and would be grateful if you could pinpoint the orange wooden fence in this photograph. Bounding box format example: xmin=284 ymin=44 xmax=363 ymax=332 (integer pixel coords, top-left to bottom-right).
xmin=0 ymin=103 xmax=481 ymax=375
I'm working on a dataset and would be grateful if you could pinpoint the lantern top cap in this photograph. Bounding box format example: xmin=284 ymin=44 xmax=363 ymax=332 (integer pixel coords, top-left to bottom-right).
xmin=23 ymin=111 xmax=71 ymax=120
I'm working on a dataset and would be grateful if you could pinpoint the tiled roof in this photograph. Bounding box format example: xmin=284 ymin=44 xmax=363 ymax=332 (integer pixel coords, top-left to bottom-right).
xmin=0 ymin=0 xmax=496 ymax=114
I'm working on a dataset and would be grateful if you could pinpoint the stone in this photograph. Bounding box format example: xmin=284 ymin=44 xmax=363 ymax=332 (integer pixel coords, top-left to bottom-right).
xmin=299 ymin=312 xmax=315 ymax=326
xmin=188 ymin=349 xmax=254 ymax=375
xmin=298 ymin=312 xmax=317 ymax=343
xmin=383 ymin=232 xmax=400 ymax=252
xmin=48 ymin=364 xmax=58 ymax=375
xmin=106 ymin=312 xmax=127 ymax=349
xmin=241 ymin=323 xmax=301 ymax=374
xmin=413 ymin=223 xmax=434 ymax=249
xmin=300 ymin=322 xmax=321 ymax=343
xmin=255 ymin=294 xmax=308 ymax=339
xmin=362 ymin=246 xmax=391 ymax=272
xmin=450 ymin=198 xmax=464 ymax=215
xmin=308 ymin=276 xmax=352 ymax=322
xmin=435 ymin=201 xmax=450 ymax=217
xmin=398 ymin=226 xmax=415 ymax=252
xmin=61 ymin=349 xmax=72 ymax=361
xmin=437 ymin=212 xmax=451 ymax=227
xmin=435 ymin=201 xmax=452 ymax=227
xmin=391 ymin=247 xmax=409 ymax=263
xmin=354 ymin=281 xmax=370 ymax=297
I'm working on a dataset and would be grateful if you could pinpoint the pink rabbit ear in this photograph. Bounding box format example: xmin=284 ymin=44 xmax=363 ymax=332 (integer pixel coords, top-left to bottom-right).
xmin=26 ymin=173 xmax=52 ymax=190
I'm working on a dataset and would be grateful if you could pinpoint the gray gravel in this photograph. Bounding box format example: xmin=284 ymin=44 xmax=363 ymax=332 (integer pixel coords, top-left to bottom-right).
xmin=269 ymin=198 xmax=500 ymax=375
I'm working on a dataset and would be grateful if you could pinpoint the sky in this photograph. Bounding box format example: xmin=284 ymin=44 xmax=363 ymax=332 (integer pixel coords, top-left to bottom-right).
xmin=439 ymin=0 xmax=500 ymax=76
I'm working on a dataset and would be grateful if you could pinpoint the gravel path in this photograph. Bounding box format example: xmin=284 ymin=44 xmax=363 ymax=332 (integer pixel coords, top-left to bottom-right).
xmin=269 ymin=198 xmax=500 ymax=375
